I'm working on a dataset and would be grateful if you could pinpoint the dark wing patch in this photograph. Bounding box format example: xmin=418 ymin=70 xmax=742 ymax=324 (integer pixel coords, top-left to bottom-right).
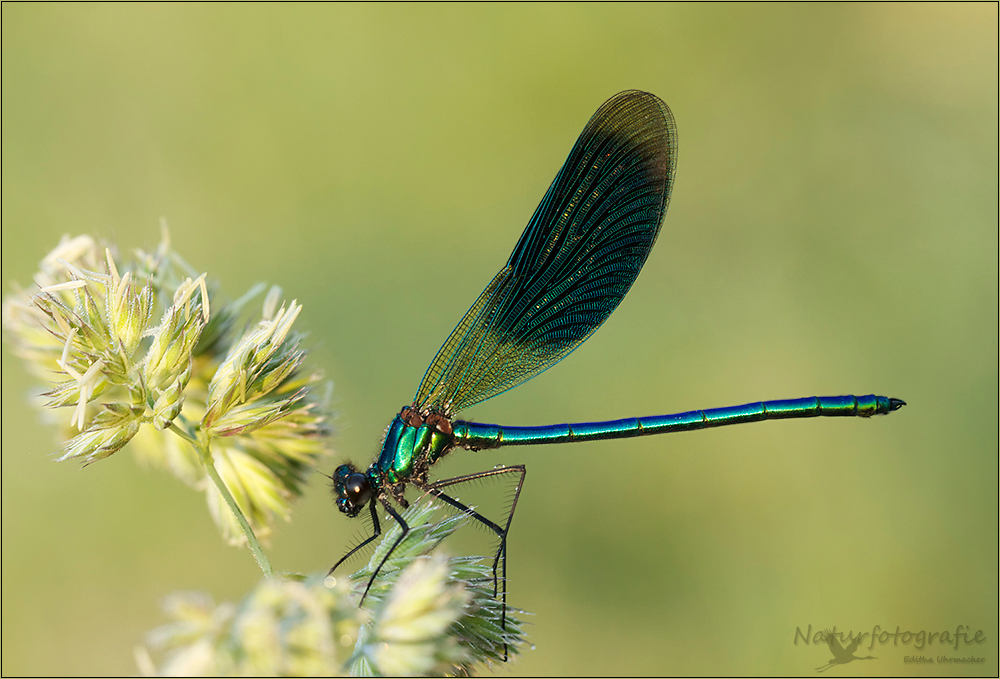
xmin=415 ymin=91 xmax=677 ymax=414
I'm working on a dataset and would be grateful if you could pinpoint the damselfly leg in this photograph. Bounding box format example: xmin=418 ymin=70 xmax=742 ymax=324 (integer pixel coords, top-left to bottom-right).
xmin=416 ymin=465 xmax=527 ymax=659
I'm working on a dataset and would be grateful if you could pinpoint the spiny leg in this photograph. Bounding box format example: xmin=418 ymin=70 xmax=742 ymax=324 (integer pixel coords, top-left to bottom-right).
xmin=413 ymin=482 xmax=506 ymax=590
xmin=428 ymin=465 xmax=527 ymax=594
xmin=360 ymin=499 xmax=411 ymax=605
xmin=329 ymin=500 xmax=382 ymax=577
xmin=423 ymin=465 xmax=527 ymax=660
xmin=411 ymin=481 xmax=511 ymax=656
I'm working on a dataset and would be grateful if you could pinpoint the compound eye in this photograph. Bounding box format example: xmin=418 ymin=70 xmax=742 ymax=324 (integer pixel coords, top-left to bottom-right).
xmin=345 ymin=473 xmax=372 ymax=506
xmin=333 ymin=464 xmax=353 ymax=488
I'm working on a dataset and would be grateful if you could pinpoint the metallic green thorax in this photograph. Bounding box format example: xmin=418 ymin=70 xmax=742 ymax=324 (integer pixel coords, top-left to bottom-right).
xmin=375 ymin=413 xmax=454 ymax=485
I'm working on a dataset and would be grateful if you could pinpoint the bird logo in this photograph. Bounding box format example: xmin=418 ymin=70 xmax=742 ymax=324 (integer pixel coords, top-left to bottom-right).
xmin=815 ymin=628 xmax=877 ymax=672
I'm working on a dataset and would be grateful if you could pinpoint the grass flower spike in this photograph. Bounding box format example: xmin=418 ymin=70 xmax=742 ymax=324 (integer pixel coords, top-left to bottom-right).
xmin=139 ymin=501 xmax=526 ymax=677
xmin=2 ymin=230 xmax=330 ymax=571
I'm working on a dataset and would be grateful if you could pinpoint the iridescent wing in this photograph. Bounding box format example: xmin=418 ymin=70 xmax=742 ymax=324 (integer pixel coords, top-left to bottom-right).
xmin=415 ymin=90 xmax=677 ymax=415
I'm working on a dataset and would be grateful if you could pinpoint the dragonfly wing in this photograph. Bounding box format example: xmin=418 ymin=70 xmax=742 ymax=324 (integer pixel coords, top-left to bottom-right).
xmin=415 ymin=90 xmax=677 ymax=415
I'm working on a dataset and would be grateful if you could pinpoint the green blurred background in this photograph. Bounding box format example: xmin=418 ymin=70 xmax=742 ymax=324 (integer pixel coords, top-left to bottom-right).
xmin=2 ymin=4 xmax=997 ymax=676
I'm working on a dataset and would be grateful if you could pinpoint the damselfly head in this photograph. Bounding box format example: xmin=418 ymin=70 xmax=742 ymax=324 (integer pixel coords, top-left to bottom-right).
xmin=332 ymin=463 xmax=372 ymax=517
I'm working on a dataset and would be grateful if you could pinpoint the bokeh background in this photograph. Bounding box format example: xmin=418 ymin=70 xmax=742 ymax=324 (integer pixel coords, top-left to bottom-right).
xmin=2 ymin=4 xmax=996 ymax=677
